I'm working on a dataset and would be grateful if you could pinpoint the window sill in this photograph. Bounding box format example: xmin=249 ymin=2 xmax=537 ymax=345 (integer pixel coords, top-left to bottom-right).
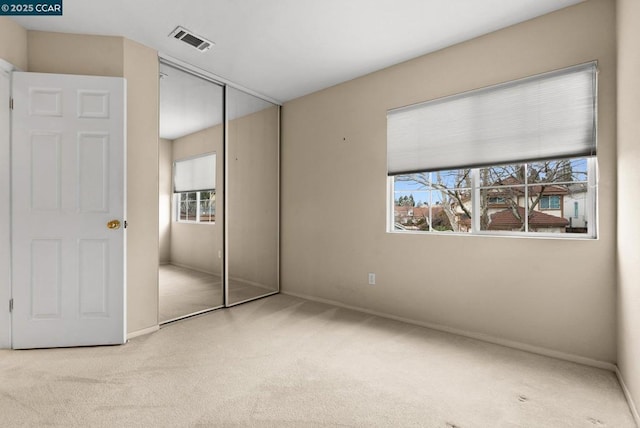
xmin=174 ymin=221 xmax=216 ymax=225
xmin=387 ymin=229 xmax=597 ymax=241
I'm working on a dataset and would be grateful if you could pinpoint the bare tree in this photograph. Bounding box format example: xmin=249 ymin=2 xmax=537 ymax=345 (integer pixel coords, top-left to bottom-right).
xmin=396 ymin=169 xmax=471 ymax=232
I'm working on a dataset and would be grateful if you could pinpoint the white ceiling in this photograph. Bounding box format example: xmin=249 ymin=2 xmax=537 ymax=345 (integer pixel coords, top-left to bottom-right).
xmin=11 ymin=0 xmax=584 ymax=104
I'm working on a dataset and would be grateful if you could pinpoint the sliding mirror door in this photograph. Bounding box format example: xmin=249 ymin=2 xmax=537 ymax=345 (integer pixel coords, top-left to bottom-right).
xmin=226 ymin=87 xmax=279 ymax=305
xmin=159 ymin=62 xmax=224 ymax=322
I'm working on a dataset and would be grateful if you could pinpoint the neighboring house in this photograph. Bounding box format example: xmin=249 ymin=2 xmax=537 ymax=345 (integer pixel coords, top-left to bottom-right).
xmin=450 ymin=179 xmax=573 ymax=233
xmin=564 ymin=183 xmax=589 ymax=232
xmin=484 ymin=184 xmax=570 ymax=233
xmin=394 ymin=204 xmax=446 ymax=230
xmin=394 ymin=205 xmax=413 ymax=226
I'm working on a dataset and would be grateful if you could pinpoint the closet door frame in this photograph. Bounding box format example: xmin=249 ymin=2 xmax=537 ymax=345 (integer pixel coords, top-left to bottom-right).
xmin=159 ymin=54 xmax=280 ymax=310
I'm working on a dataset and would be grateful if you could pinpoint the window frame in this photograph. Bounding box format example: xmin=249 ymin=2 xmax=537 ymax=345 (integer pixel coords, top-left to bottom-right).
xmin=387 ymin=158 xmax=597 ymax=239
xmin=174 ymin=190 xmax=216 ymax=224
xmin=172 ymin=152 xmax=217 ymax=225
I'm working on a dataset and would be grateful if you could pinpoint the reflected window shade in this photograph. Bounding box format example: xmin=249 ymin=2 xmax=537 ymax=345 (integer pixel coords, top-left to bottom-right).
xmin=174 ymin=153 xmax=216 ymax=192
xmin=387 ymin=62 xmax=597 ymax=175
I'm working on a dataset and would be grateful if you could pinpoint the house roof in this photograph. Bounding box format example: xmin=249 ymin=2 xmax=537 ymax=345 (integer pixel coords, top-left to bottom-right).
xmin=488 ymin=207 xmax=569 ymax=230
xmin=566 ymin=183 xmax=588 ymax=194
xmin=412 ymin=207 xmax=430 ymax=218
xmin=395 ymin=206 xmax=411 ymax=215
xmin=523 ymin=184 xmax=568 ymax=195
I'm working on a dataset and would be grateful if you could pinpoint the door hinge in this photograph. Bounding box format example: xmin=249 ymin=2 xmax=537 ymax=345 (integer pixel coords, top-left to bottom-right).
xmin=9 ymin=298 xmax=13 ymax=313
xmin=9 ymin=98 xmax=13 ymax=110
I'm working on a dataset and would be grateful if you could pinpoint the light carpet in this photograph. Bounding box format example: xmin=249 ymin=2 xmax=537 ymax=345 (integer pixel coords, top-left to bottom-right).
xmin=0 ymin=294 xmax=635 ymax=427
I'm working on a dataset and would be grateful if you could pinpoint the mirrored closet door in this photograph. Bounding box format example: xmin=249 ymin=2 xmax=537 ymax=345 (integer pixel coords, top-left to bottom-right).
xmin=226 ymin=87 xmax=280 ymax=305
xmin=158 ymin=62 xmax=224 ymax=323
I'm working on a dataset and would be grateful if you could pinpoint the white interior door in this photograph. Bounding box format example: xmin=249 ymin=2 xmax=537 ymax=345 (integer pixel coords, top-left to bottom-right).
xmin=11 ymin=72 xmax=126 ymax=349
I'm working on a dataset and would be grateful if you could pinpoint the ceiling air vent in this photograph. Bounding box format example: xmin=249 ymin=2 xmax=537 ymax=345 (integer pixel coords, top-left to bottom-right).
xmin=169 ymin=26 xmax=214 ymax=52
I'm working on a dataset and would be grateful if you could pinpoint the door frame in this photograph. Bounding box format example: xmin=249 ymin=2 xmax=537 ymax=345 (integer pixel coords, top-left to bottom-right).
xmin=0 ymin=59 xmax=16 ymax=349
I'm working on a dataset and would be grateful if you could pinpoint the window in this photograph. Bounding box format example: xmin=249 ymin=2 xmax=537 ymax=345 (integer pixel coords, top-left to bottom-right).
xmin=539 ymin=196 xmax=561 ymax=210
xmin=173 ymin=153 xmax=216 ymax=224
xmin=392 ymin=158 xmax=593 ymax=235
xmin=176 ymin=190 xmax=215 ymax=223
xmin=387 ymin=62 xmax=597 ymax=238
xmin=393 ymin=169 xmax=472 ymax=232
xmin=487 ymin=197 xmax=506 ymax=204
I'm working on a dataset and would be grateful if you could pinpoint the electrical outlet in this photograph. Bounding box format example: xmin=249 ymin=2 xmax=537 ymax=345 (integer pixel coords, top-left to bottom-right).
xmin=368 ymin=273 xmax=376 ymax=285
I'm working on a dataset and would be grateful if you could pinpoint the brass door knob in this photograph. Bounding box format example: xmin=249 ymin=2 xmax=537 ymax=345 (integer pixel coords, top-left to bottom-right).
xmin=107 ymin=219 xmax=121 ymax=230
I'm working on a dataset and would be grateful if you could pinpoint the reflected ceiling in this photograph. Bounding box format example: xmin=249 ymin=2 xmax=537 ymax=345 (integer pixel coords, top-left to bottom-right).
xmin=159 ymin=63 xmax=275 ymax=140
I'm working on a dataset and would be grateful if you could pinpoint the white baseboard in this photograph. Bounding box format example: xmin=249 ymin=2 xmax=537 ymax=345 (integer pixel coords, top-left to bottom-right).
xmin=127 ymin=325 xmax=159 ymax=340
xmin=616 ymin=368 xmax=640 ymax=427
xmin=281 ymin=290 xmax=616 ymax=372
xmin=229 ymin=276 xmax=274 ymax=291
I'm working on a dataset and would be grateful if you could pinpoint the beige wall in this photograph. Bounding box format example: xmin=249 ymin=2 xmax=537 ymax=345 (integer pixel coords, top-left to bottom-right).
xmin=171 ymin=126 xmax=223 ymax=275
xmin=159 ymin=138 xmax=172 ymax=264
xmin=28 ymin=31 xmax=123 ymax=77
xmin=0 ymin=17 xmax=27 ymax=70
xmin=281 ymin=0 xmax=617 ymax=363
xmin=26 ymin=31 xmax=160 ymax=334
xmin=617 ymin=0 xmax=640 ymax=421
xmin=123 ymin=38 xmax=159 ymax=333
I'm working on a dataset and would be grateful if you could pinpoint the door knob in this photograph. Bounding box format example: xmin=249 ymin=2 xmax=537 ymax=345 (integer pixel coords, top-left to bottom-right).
xmin=107 ymin=219 xmax=121 ymax=230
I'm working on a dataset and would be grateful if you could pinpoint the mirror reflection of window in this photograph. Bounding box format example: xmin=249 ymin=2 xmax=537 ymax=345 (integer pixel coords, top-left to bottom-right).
xmin=173 ymin=153 xmax=216 ymax=224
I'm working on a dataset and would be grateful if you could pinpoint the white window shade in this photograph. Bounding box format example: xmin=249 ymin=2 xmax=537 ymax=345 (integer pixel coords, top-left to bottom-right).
xmin=174 ymin=153 xmax=216 ymax=192
xmin=387 ymin=62 xmax=597 ymax=175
